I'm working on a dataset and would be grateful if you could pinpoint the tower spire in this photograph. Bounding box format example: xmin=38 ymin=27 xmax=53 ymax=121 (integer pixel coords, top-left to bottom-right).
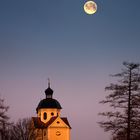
xmin=48 ymin=78 xmax=50 ymax=88
xmin=45 ymin=78 xmax=53 ymax=99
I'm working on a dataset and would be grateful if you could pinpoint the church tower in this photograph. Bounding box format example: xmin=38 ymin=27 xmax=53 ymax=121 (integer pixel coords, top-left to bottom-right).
xmin=32 ymin=80 xmax=71 ymax=140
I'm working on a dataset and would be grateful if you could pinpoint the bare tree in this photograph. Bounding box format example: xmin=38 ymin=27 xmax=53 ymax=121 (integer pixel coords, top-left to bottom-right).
xmin=99 ymin=62 xmax=140 ymax=140
xmin=0 ymin=98 xmax=10 ymax=140
xmin=9 ymin=118 xmax=37 ymax=140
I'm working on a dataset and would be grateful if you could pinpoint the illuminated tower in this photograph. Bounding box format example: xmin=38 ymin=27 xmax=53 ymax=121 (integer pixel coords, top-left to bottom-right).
xmin=32 ymin=81 xmax=71 ymax=140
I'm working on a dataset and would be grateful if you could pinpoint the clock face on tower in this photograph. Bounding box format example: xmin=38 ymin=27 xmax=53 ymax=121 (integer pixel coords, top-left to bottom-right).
xmin=56 ymin=131 xmax=61 ymax=136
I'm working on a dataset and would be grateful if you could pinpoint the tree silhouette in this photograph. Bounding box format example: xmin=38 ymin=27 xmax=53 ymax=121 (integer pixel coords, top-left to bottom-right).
xmin=0 ymin=98 xmax=10 ymax=140
xmin=9 ymin=118 xmax=37 ymax=140
xmin=99 ymin=62 xmax=140 ymax=140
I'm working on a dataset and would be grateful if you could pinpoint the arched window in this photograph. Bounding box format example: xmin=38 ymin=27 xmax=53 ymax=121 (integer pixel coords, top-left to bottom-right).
xmin=44 ymin=112 xmax=47 ymax=120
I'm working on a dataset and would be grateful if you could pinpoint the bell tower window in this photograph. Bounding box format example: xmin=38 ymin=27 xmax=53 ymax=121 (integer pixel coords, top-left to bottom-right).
xmin=44 ymin=112 xmax=47 ymax=120
xmin=51 ymin=112 xmax=54 ymax=116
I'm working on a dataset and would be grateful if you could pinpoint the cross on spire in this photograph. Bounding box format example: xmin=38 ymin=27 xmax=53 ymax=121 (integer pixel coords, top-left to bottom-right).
xmin=48 ymin=78 xmax=50 ymax=88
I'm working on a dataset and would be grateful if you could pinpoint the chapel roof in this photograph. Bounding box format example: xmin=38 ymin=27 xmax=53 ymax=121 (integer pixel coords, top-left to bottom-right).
xmin=32 ymin=116 xmax=71 ymax=129
xmin=36 ymin=98 xmax=62 ymax=112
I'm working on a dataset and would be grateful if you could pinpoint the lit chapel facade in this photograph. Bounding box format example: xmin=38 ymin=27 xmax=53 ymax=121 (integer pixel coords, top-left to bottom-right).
xmin=31 ymin=82 xmax=71 ymax=140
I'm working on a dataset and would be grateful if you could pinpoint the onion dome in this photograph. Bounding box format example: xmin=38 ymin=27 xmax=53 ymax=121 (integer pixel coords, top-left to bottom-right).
xmin=36 ymin=79 xmax=62 ymax=112
xmin=44 ymin=79 xmax=53 ymax=98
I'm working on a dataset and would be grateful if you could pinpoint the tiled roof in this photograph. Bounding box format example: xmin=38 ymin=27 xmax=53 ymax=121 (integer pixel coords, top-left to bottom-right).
xmin=32 ymin=117 xmax=57 ymax=128
xmin=61 ymin=118 xmax=71 ymax=129
xmin=32 ymin=116 xmax=71 ymax=129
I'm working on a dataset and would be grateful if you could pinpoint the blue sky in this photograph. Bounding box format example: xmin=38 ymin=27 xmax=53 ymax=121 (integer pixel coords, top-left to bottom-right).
xmin=0 ymin=0 xmax=140 ymax=140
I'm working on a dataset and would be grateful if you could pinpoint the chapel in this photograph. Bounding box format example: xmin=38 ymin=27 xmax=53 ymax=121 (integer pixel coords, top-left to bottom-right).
xmin=32 ymin=81 xmax=71 ymax=140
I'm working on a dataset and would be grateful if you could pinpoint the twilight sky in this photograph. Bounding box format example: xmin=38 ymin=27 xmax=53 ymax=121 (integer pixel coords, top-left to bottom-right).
xmin=0 ymin=0 xmax=140 ymax=140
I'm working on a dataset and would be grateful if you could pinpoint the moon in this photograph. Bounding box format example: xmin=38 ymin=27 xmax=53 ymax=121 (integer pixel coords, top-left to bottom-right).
xmin=84 ymin=1 xmax=97 ymax=15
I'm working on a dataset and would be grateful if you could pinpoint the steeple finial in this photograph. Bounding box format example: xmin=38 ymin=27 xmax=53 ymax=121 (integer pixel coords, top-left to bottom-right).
xmin=45 ymin=78 xmax=53 ymax=99
xmin=48 ymin=78 xmax=50 ymax=88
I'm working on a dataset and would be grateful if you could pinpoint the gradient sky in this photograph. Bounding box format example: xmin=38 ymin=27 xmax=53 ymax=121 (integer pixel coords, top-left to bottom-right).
xmin=0 ymin=0 xmax=140 ymax=140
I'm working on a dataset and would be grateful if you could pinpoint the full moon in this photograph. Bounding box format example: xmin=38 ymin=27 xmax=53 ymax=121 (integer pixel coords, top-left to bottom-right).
xmin=84 ymin=1 xmax=97 ymax=15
